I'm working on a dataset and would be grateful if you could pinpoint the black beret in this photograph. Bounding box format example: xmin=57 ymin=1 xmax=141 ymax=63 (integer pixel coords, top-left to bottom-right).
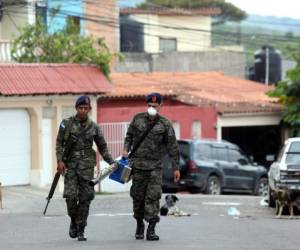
xmin=146 ymin=92 xmax=163 ymax=104
xmin=75 ymin=95 xmax=91 ymax=108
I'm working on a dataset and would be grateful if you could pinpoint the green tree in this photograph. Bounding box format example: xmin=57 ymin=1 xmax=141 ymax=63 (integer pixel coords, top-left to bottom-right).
xmin=11 ymin=18 xmax=113 ymax=78
xmin=138 ymin=0 xmax=247 ymax=23
xmin=268 ymin=45 xmax=300 ymax=136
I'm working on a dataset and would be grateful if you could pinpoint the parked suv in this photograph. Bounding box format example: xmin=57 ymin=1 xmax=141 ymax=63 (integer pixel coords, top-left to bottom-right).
xmin=268 ymin=137 xmax=300 ymax=207
xmin=162 ymin=139 xmax=268 ymax=195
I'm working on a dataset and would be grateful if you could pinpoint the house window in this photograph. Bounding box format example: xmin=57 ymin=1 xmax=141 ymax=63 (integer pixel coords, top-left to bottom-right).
xmin=192 ymin=121 xmax=202 ymax=139
xmin=67 ymin=15 xmax=80 ymax=34
xmin=159 ymin=37 xmax=177 ymax=52
xmin=36 ymin=1 xmax=47 ymax=26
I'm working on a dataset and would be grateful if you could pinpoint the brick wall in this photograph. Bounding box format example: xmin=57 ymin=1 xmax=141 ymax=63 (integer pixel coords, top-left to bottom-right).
xmin=84 ymin=0 xmax=119 ymax=54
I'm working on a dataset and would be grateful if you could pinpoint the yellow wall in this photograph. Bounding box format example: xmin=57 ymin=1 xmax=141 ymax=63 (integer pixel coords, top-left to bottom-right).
xmin=130 ymin=14 xmax=211 ymax=53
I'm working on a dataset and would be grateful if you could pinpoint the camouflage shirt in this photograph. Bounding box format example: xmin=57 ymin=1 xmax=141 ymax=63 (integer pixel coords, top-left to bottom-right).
xmin=56 ymin=116 xmax=114 ymax=166
xmin=124 ymin=112 xmax=179 ymax=171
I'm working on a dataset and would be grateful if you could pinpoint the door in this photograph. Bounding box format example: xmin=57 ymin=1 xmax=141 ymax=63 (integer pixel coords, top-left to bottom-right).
xmin=227 ymin=148 xmax=256 ymax=190
xmin=0 ymin=109 xmax=31 ymax=186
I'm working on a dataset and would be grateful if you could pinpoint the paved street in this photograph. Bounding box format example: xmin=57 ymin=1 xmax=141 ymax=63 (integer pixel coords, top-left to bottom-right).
xmin=1 ymin=186 xmax=300 ymax=250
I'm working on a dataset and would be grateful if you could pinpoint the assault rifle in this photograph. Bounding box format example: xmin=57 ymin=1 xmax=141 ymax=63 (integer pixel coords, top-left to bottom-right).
xmin=43 ymin=134 xmax=77 ymax=215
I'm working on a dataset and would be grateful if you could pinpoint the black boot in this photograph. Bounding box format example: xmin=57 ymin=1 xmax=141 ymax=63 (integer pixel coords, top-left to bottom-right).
xmin=146 ymin=221 xmax=159 ymax=241
xmin=69 ymin=218 xmax=77 ymax=239
xmin=135 ymin=219 xmax=145 ymax=240
xmin=77 ymin=225 xmax=87 ymax=241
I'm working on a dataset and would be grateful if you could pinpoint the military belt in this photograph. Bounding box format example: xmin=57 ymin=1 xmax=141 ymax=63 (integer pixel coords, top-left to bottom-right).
xmin=71 ymin=149 xmax=92 ymax=157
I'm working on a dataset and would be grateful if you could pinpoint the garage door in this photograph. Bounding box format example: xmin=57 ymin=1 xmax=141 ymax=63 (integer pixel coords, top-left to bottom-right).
xmin=0 ymin=109 xmax=31 ymax=186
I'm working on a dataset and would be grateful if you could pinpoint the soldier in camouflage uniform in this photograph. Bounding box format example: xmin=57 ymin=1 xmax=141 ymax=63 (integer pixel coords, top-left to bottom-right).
xmin=56 ymin=95 xmax=115 ymax=241
xmin=123 ymin=92 xmax=180 ymax=241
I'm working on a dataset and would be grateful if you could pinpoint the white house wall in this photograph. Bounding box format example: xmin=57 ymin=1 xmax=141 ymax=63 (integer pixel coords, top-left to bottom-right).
xmin=0 ymin=3 xmax=30 ymax=40
xmin=129 ymin=14 xmax=211 ymax=53
xmin=217 ymin=113 xmax=282 ymax=140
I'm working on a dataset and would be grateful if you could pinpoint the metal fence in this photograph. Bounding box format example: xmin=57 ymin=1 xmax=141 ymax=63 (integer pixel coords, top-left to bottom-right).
xmin=99 ymin=122 xmax=130 ymax=159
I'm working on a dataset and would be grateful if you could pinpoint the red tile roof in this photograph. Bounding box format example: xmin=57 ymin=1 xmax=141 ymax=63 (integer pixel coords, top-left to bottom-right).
xmin=120 ymin=7 xmax=221 ymax=16
xmin=0 ymin=64 xmax=111 ymax=96
xmin=106 ymin=72 xmax=283 ymax=114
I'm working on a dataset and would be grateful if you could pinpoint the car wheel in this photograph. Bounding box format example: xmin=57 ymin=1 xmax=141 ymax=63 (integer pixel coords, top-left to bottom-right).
xmin=255 ymin=177 xmax=268 ymax=196
xmin=205 ymin=175 xmax=221 ymax=195
xmin=268 ymin=186 xmax=275 ymax=208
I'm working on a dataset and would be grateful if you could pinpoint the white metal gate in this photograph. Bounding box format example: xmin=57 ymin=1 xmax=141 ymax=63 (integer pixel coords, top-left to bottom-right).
xmin=99 ymin=122 xmax=130 ymax=159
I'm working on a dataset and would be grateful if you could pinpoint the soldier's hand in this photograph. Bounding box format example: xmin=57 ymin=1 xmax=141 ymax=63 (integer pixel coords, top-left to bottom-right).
xmin=174 ymin=170 xmax=180 ymax=183
xmin=110 ymin=162 xmax=118 ymax=170
xmin=122 ymin=149 xmax=129 ymax=158
xmin=57 ymin=160 xmax=66 ymax=175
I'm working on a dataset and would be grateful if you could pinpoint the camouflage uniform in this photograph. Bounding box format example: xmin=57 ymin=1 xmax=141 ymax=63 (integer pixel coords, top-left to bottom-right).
xmin=56 ymin=115 xmax=114 ymax=227
xmin=124 ymin=112 xmax=179 ymax=223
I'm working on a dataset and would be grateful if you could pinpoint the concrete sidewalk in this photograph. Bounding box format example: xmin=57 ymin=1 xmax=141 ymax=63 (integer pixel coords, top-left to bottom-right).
xmin=0 ymin=185 xmax=131 ymax=215
xmin=0 ymin=185 xmax=62 ymax=214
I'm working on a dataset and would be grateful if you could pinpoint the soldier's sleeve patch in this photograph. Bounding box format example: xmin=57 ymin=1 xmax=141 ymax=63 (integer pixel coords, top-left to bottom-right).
xmin=60 ymin=122 xmax=65 ymax=129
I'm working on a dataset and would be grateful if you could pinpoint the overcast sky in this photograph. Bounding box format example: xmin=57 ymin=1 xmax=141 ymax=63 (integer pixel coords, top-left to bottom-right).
xmin=227 ymin=0 xmax=299 ymax=19
xmin=119 ymin=0 xmax=300 ymax=19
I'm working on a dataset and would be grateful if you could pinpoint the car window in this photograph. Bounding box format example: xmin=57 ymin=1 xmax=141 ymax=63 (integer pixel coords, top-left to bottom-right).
xmin=228 ymin=149 xmax=248 ymax=163
xmin=194 ymin=143 xmax=212 ymax=160
xmin=212 ymin=146 xmax=228 ymax=162
xmin=178 ymin=142 xmax=190 ymax=160
xmin=286 ymin=141 xmax=300 ymax=164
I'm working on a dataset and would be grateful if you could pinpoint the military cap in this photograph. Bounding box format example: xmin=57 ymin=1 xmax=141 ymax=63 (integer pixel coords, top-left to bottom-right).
xmin=146 ymin=92 xmax=163 ymax=104
xmin=75 ymin=95 xmax=91 ymax=108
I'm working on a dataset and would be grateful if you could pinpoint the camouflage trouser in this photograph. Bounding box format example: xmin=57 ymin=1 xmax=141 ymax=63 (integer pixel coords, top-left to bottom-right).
xmin=130 ymin=168 xmax=162 ymax=223
xmin=63 ymin=160 xmax=95 ymax=227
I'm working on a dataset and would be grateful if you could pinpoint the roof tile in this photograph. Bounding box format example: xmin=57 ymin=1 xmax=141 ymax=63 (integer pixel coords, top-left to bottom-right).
xmin=0 ymin=63 xmax=111 ymax=96
xmin=108 ymin=72 xmax=283 ymax=114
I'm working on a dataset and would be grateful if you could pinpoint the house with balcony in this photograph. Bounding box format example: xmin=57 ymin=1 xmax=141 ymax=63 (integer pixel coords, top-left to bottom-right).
xmin=117 ymin=6 xmax=246 ymax=78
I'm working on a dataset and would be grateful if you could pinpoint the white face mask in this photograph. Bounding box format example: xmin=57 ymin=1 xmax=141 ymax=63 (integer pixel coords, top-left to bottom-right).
xmin=147 ymin=106 xmax=157 ymax=116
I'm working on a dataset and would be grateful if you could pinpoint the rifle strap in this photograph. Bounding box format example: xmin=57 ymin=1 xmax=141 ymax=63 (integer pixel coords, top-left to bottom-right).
xmin=63 ymin=116 xmax=75 ymax=142
xmin=128 ymin=116 xmax=159 ymax=158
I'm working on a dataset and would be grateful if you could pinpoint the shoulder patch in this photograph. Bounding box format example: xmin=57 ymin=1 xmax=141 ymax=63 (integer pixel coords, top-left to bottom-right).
xmin=60 ymin=122 xmax=65 ymax=129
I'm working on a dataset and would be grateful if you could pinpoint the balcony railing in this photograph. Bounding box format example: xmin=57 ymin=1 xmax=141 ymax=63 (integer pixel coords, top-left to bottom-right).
xmin=0 ymin=40 xmax=13 ymax=62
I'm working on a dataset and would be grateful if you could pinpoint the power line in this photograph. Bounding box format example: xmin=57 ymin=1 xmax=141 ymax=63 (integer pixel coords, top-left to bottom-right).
xmin=3 ymin=2 xmax=298 ymax=60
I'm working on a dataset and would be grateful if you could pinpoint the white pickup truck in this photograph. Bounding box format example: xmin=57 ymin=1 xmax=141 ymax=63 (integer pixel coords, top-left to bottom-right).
xmin=268 ymin=137 xmax=300 ymax=207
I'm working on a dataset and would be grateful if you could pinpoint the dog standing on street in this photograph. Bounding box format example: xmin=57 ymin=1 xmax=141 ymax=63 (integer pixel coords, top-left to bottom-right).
xmin=0 ymin=182 xmax=3 ymax=209
xmin=271 ymin=189 xmax=299 ymax=218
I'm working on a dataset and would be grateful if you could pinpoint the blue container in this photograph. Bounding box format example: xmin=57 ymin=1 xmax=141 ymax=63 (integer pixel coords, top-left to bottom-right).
xmin=109 ymin=157 xmax=131 ymax=184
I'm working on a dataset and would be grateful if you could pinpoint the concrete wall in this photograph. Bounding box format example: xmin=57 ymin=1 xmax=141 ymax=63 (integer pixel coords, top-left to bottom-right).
xmin=116 ymin=49 xmax=246 ymax=78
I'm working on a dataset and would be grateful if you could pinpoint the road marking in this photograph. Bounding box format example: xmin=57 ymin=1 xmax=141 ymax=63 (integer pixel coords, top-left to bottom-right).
xmin=91 ymin=213 xmax=133 ymax=217
xmin=202 ymin=202 xmax=241 ymax=206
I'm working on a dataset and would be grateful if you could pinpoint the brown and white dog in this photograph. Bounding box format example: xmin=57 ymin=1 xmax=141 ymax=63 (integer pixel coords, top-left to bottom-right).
xmin=0 ymin=182 xmax=3 ymax=209
xmin=271 ymin=189 xmax=300 ymax=218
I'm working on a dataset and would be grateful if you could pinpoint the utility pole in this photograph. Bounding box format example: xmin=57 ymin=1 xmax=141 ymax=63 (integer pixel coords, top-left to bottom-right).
xmin=265 ymin=47 xmax=269 ymax=85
